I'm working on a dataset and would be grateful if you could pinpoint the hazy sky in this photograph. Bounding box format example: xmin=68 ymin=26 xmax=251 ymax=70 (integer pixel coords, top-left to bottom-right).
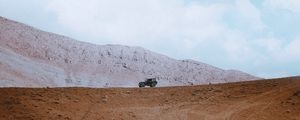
xmin=1 ymin=0 xmax=300 ymax=78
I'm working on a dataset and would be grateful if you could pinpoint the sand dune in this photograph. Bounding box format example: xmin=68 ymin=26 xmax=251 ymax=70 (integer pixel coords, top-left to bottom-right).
xmin=1 ymin=76 xmax=299 ymax=120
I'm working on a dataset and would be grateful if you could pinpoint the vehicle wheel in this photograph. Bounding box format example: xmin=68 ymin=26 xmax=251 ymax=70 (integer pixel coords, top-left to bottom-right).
xmin=139 ymin=82 xmax=145 ymax=87
xmin=150 ymin=82 xmax=156 ymax=87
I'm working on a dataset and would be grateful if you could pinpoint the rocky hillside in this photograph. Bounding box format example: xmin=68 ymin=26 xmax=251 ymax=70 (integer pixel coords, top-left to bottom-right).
xmin=0 ymin=16 xmax=259 ymax=87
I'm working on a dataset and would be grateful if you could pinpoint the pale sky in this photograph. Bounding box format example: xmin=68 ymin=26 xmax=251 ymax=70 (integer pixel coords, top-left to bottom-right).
xmin=1 ymin=0 xmax=300 ymax=78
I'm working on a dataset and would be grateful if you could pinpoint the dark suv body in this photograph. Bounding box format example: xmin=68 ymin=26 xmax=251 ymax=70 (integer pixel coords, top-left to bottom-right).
xmin=139 ymin=78 xmax=157 ymax=87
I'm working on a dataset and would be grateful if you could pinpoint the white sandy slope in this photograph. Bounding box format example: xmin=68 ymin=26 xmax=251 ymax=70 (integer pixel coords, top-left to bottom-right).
xmin=0 ymin=16 xmax=260 ymax=87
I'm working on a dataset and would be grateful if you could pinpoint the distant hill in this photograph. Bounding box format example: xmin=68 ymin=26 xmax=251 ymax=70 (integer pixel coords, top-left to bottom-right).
xmin=0 ymin=16 xmax=259 ymax=87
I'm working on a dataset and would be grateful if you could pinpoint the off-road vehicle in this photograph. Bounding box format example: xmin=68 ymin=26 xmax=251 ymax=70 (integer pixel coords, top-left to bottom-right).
xmin=139 ymin=78 xmax=157 ymax=87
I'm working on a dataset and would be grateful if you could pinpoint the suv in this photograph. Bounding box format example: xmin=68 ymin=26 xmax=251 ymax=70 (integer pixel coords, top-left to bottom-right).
xmin=139 ymin=78 xmax=158 ymax=87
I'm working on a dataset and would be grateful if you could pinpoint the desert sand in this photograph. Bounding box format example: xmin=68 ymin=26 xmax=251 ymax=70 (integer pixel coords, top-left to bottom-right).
xmin=0 ymin=76 xmax=299 ymax=120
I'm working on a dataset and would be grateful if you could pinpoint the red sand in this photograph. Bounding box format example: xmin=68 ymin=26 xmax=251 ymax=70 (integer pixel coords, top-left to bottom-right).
xmin=0 ymin=77 xmax=299 ymax=120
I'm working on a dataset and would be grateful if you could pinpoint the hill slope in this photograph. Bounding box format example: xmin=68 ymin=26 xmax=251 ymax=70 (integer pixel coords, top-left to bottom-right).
xmin=0 ymin=77 xmax=299 ymax=120
xmin=0 ymin=16 xmax=259 ymax=87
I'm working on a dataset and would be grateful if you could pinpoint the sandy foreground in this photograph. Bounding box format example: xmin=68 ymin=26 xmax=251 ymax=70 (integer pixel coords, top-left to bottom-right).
xmin=0 ymin=77 xmax=299 ymax=120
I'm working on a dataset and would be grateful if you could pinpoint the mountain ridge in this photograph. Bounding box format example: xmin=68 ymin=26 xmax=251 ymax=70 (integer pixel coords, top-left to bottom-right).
xmin=0 ymin=16 xmax=260 ymax=87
